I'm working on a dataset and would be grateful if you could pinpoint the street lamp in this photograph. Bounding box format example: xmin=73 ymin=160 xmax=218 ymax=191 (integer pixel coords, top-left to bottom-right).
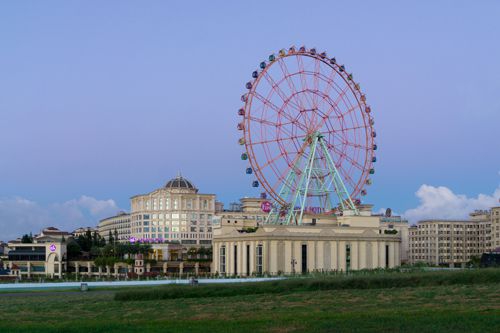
xmin=291 ymin=258 xmax=297 ymax=275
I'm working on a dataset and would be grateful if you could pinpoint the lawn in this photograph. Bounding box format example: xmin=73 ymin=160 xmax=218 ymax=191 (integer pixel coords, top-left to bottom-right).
xmin=0 ymin=271 xmax=499 ymax=332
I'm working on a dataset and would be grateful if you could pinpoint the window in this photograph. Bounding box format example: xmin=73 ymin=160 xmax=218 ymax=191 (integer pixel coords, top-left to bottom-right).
xmin=173 ymin=199 xmax=178 ymax=210
xmin=220 ymin=245 xmax=226 ymax=273
xmin=301 ymin=244 xmax=308 ymax=273
xmin=246 ymin=244 xmax=250 ymax=276
xmin=256 ymin=244 xmax=263 ymax=274
xmin=385 ymin=245 xmax=390 ymax=268
xmin=234 ymin=245 xmax=238 ymax=275
xmin=345 ymin=244 xmax=351 ymax=271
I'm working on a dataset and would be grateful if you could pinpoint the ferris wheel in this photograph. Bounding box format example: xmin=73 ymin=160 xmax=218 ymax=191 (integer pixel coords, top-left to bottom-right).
xmin=238 ymin=46 xmax=377 ymax=225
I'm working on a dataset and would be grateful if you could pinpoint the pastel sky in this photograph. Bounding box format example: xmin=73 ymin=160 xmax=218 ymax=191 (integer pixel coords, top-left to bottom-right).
xmin=1 ymin=1 xmax=499 ymax=241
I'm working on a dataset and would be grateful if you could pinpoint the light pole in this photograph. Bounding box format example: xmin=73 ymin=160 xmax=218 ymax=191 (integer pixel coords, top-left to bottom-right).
xmin=291 ymin=258 xmax=297 ymax=275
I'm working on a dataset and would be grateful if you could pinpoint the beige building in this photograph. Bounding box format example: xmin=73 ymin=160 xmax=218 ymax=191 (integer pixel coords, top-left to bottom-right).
xmin=213 ymin=197 xmax=267 ymax=228
xmin=491 ymin=207 xmax=500 ymax=250
xmin=72 ymin=227 xmax=97 ymax=238
xmin=408 ymin=210 xmax=492 ymax=267
xmin=379 ymin=215 xmax=409 ymax=263
xmin=130 ymin=175 xmax=215 ymax=247
xmin=4 ymin=240 xmax=67 ymax=279
xmin=98 ymin=211 xmax=131 ymax=243
xmin=212 ymin=205 xmax=401 ymax=275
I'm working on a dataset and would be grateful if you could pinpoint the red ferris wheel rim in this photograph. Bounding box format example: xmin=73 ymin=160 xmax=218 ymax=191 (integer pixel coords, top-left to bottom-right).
xmin=239 ymin=47 xmax=376 ymax=208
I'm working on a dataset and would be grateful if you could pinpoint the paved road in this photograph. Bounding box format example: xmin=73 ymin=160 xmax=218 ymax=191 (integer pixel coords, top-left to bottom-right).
xmin=0 ymin=277 xmax=285 ymax=295
xmin=0 ymin=290 xmax=114 ymax=297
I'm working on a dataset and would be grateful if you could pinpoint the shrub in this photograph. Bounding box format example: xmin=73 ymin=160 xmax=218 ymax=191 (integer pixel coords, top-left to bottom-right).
xmin=115 ymin=268 xmax=500 ymax=302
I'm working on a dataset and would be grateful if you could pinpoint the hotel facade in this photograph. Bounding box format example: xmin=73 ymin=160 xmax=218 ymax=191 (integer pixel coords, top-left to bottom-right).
xmin=129 ymin=175 xmax=215 ymax=247
xmin=408 ymin=210 xmax=493 ymax=266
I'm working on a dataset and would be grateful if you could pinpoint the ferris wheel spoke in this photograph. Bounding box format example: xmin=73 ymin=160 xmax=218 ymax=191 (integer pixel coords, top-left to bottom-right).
xmin=254 ymin=151 xmax=286 ymax=174
xmin=247 ymin=115 xmax=279 ymax=127
xmin=277 ymin=58 xmax=307 ymax=111
xmin=322 ymin=67 xmax=339 ymax=100
xmin=253 ymin=91 xmax=308 ymax=133
xmin=312 ymin=58 xmax=321 ymax=111
xmin=326 ymin=143 xmax=365 ymax=171
xmin=295 ymin=55 xmax=315 ymax=110
xmin=248 ymin=134 xmax=301 ymax=147
xmin=262 ymin=71 xmax=302 ymax=112
xmin=316 ymin=85 xmax=356 ymax=130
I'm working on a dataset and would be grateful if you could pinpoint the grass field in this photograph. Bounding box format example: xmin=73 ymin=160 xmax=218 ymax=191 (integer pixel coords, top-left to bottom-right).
xmin=0 ymin=270 xmax=499 ymax=333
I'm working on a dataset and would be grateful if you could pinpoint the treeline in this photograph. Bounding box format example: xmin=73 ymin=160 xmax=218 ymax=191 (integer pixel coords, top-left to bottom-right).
xmin=66 ymin=230 xmax=152 ymax=263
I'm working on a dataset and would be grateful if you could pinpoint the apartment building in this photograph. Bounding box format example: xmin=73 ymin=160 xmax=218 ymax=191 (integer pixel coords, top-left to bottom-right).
xmin=409 ymin=210 xmax=491 ymax=267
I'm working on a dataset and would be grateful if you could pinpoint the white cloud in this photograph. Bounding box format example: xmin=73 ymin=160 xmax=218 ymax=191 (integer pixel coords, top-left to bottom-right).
xmin=0 ymin=196 xmax=121 ymax=242
xmin=403 ymin=184 xmax=500 ymax=223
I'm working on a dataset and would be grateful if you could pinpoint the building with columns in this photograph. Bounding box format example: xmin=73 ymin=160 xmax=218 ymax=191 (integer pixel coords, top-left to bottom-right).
xmin=212 ymin=205 xmax=401 ymax=275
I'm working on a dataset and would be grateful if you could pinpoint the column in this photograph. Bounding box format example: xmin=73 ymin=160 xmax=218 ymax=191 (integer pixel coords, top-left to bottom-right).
xmin=331 ymin=241 xmax=338 ymax=270
xmin=378 ymin=241 xmax=386 ymax=268
xmin=179 ymin=262 xmax=184 ymax=275
xmin=75 ymin=262 xmax=79 ymax=277
xmin=395 ymin=241 xmax=401 ymax=267
xmin=371 ymin=242 xmax=378 ymax=269
xmin=351 ymin=241 xmax=359 ymax=270
xmin=27 ymin=261 xmax=31 ymax=279
xmin=317 ymin=241 xmax=324 ymax=271
xmin=389 ymin=242 xmax=396 ymax=268
xmin=87 ymin=262 xmax=92 ymax=277
xmin=213 ymin=242 xmax=219 ymax=274
xmin=269 ymin=241 xmax=277 ymax=274
xmin=358 ymin=241 xmax=367 ymax=269
xmin=195 ymin=262 xmax=199 ymax=275
xmin=264 ymin=241 xmax=271 ymax=274
xmin=250 ymin=241 xmax=256 ymax=275
xmin=307 ymin=241 xmax=316 ymax=272
xmin=58 ymin=261 xmax=62 ymax=279
xmin=294 ymin=241 xmax=302 ymax=273
xmin=163 ymin=262 xmax=168 ymax=274
xmin=227 ymin=241 xmax=233 ymax=275
xmin=338 ymin=241 xmax=346 ymax=271
xmin=285 ymin=241 xmax=293 ymax=274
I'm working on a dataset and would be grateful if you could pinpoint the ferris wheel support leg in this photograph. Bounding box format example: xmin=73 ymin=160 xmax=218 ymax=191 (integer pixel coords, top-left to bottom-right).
xmin=297 ymin=135 xmax=320 ymax=224
xmin=282 ymin=138 xmax=316 ymax=225
xmin=266 ymin=160 xmax=299 ymax=225
xmin=318 ymin=138 xmax=359 ymax=214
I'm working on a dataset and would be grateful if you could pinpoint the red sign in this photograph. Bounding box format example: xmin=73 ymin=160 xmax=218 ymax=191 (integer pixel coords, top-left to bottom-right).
xmin=261 ymin=201 xmax=272 ymax=213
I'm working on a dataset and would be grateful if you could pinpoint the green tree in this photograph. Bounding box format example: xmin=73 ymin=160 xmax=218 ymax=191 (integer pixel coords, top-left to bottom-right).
xmin=21 ymin=233 xmax=33 ymax=243
xmin=66 ymin=240 xmax=82 ymax=260
xmin=108 ymin=230 xmax=114 ymax=245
